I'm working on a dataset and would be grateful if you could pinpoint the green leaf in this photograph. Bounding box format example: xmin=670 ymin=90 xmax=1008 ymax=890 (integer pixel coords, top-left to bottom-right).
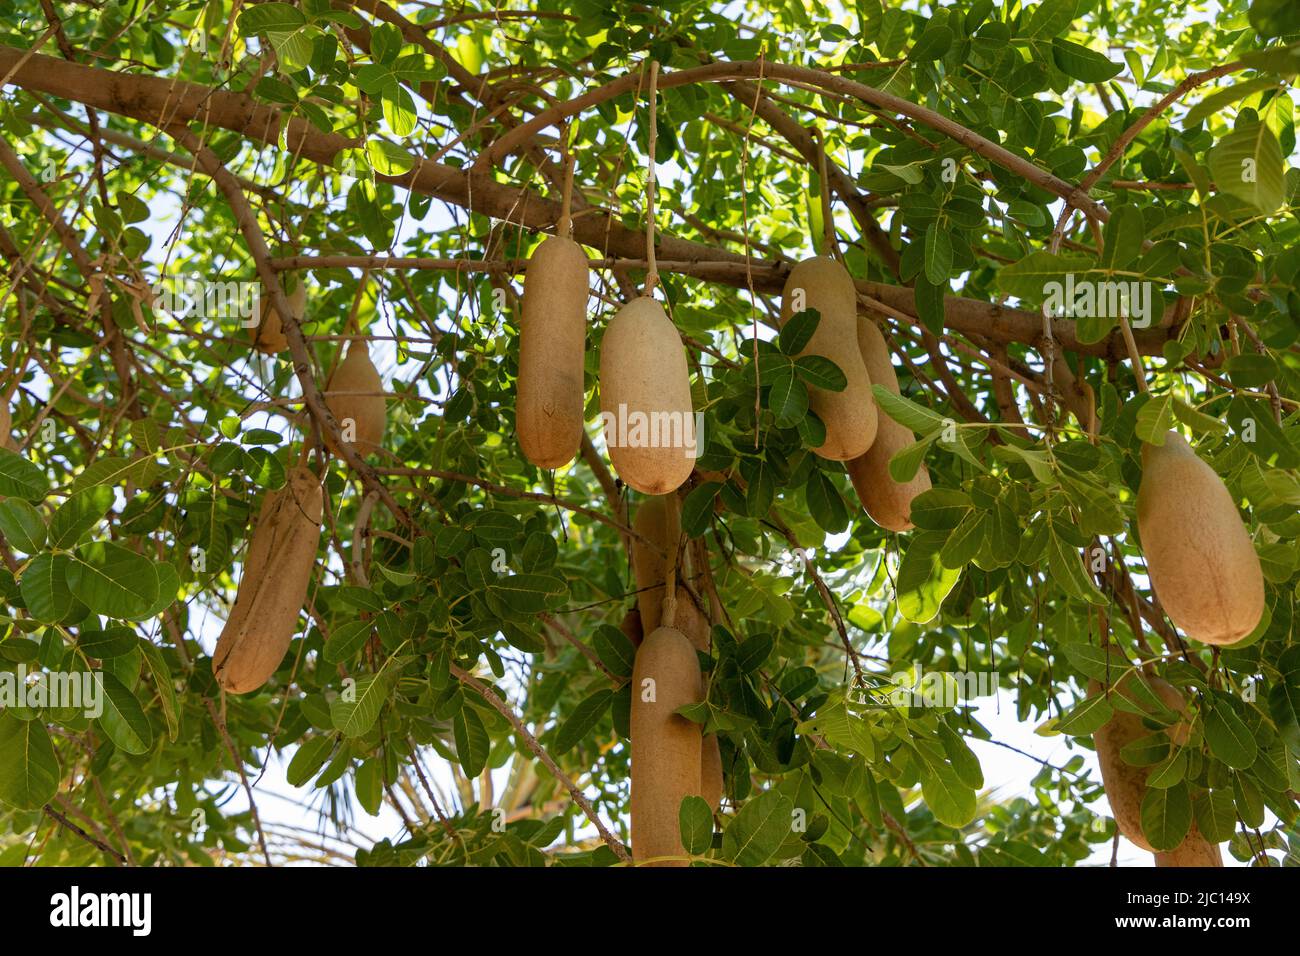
xmin=1267 ymin=645 xmax=1300 ymax=751
xmin=1063 ymin=644 xmax=1127 ymax=681
xmin=937 ymin=722 xmax=984 ymax=789
xmin=592 ymin=624 xmax=636 ymax=677
xmin=0 ymin=448 xmax=48 ymax=501
xmin=66 ymin=542 xmax=160 ymax=620
xmin=491 ymin=573 xmax=565 ymax=613
xmin=1140 ymin=782 xmax=1191 ymax=851
xmin=1051 ymin=38 xmax=1122 ymax=82
xmin=767 ymin=365 xmax=808 ymax=429
xmin=1194 ymin=788 xmax=1237 ymax=843
xmin=323 ymin=620 xmax=372 ymax=664
xmin=742 ymin=458 xmax=776 ymax=518
xmin=1184 ymin=78 xmax=1282 ymax=127
xmin=873 ymin=386 xmax=945 ymax=435
xmin=908 ymin=24 xmax=953 ymax=62
xmin=1171 ymin=398 xmax=1229 ymax=437
xmin=722 ymin=788 xmax=794 ymax=866
xmin=286 ymin=735 xmax=336 ymax=787
xmin=913 ymin=277 xmax=946 ymax=335
xmin=381 ymin=82 xmax=418 ymax=137
xmin=139 ymin=640 xmax=179 ymax=742
xmin=1056 ymin=693 xmax=1113 ymax=736
xmin=452 ymin=705 xmax=489 ymax=777
xmin=49 ymin=486 xmax=114 ymax=549
xmin=805 ymin=470 xmax=848 ymax=533
xmin=888 ymin=435 xmax=935 ymax=483
xmin=553 ymin=689 xmax=614 ymax=755
xmin=918 ymin=757 xmax=977 ymax=827
xmin=778 ymin=308 xmax=820 ymax=356
xmin=1146 ymin=749 xmax=1188 ymax=788
xmin=1046 ymin=524 xmax=1106 ymax=604
xmin=1208 ymin=120 xmax=1285 ymax=213
xmin=1249 ymin=0 xmax=1300 ymax=41
xmin=0 ymin=499 xmax=45 ymax=553
xmin=939 ymin=509 xmax=986 ymax=569
xmin=896 ymin=531 xmax=962 ymax=624
xmin=330 ymin=647 xmax=410 ymax=737
xmin=1100 ymin=204 xmax=1143 ymax=272
xmin=237 ymin=2 xmax=304 ymax=33
xmin=679 ymin=794 xmax=714 ymax=855
xmin=680 ymin=481 xmax=721 ymax=537
xmin=79 ymin=626 xmax=139 ymax=659
xmin=96 ymin=673 xmax=154 ymax=755
xmin=793 ymin=355 xmax=847 ymax=392
xmin=1134 ymin=395 xmax=1175 ymax=445
xmin=924 ymin=222 xmax=952 ymax=285
xmin=735 ymin=633 xmax=774 ymax=673
xmin=1233 ymin=772 xmax=1264 ymax=827
xmin=1203 ymin=694 xmax=1258 ymax=769
xmin=367 ymin=137 xmax=414 ymax=177
xmin=70 ymin=456 xmax=145 ymax=493
xmin=20 ymin=552 xmax=74 ymax=624
xmin=0 ymin=714 xmax=59 ymax=810
xmin=1225 ymin=352 xmax=1279 ymax=388
xmin=1025 ymin=0 xmax=1077 ymax=38
xmin=1228 ymin=396 xmax=1300 ymax=468
xmin=996 ymin=252 xmax=1096 ymax=304
xmin=369 ymin=23 xmax=403 ymax=65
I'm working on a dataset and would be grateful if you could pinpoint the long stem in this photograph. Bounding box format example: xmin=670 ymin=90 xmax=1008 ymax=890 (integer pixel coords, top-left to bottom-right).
xmin=815 ymin=131 xmax=835 ymax=256
xmin=643 ymin=59 xmax=659 ymax=297
xmin=659 ymin=492 xmax=680 ymax=629
xmin=1118 ymin=316 xmax=1149 ymax=394
xmin=557 ymin=125 xmax=575 ymax=237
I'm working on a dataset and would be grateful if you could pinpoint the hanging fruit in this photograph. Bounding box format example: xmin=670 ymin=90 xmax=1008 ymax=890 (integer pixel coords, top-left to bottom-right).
xmin=323 ymin=339 xmax=387 ymax=458
xmin=1137 ymin=431 xmax=1264 ymax=645
xmin=212 ymin=465 xmax=324 ymax=693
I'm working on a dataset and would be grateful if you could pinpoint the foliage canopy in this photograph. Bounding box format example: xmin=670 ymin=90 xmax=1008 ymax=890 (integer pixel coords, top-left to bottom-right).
xmin=0 ymin=0 xmax=1299 ymax=867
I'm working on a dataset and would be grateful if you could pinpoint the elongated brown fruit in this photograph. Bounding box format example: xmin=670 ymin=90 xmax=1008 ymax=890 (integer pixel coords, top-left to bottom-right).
xmin=1090 ymin=671 xmax=1193 ymax=852
xmin=1137 ymin=431 xmax=1264 ymax=645
xmin=632 ymin=495 xmax=680 ymax=636
xmin=324 ymin=340 xmax=387 ymax=457
xmin=780 ymin=257 xmax=876 ymax=460
xmin=667 ymin=569 xmax=722 ymax=811
xmin=1090 ymin=677 xmax=1157 ymax=851
xmin=252 ymin=277 xmax=307 ymax=354
xmin=598 ymin=297 xmax=695 ymax=494
xmin=213 ymin=466 xmax=323 ymax=693
xmin=846 ymin=317 xmax=930 ymax=530
xmin=1095 ymin=674 xmax=1222 ymax=863
xmin=633 ymin=515 xmax=721 ymax=812
xmin=517 ymin=235 xmax=589 ymax=468
xmin=1155 ymin=824 xmax=1222 ymax=866
xmin=631 ymin=626 xmax=703 ymax=866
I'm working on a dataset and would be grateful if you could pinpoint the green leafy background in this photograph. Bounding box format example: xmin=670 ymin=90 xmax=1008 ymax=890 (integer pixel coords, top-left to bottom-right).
xmin=0 ymin=0 xmax=1298 ymax=867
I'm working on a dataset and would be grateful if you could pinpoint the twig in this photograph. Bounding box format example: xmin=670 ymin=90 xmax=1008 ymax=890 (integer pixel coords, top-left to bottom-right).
xmin=202 ymin=696 xmax=274 ymax=867
xmin=42 ymin=805 xmax=128 ymax=864
xmin=448 ymin=663 xmax=632 ymax=863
